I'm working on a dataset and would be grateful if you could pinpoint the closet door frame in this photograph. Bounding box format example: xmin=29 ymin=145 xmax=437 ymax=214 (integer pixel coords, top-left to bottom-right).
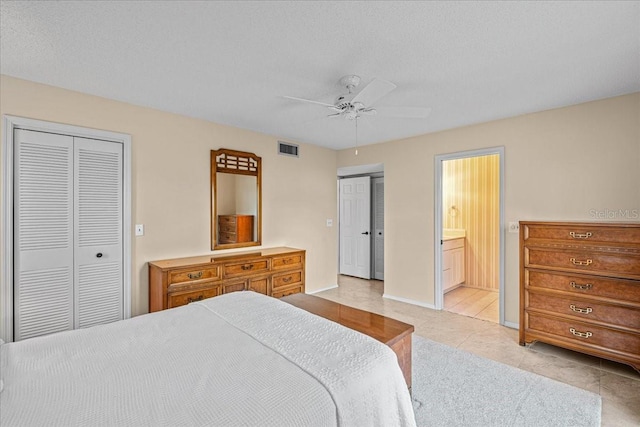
xmin=1 ymin=115 xmax=132 ymax=342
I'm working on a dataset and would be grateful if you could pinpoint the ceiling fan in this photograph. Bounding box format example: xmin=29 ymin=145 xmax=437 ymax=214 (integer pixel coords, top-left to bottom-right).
xmin=283 ymin=75 xmax=431 ymax=120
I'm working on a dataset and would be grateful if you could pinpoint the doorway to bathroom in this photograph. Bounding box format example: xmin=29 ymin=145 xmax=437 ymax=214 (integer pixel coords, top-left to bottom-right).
xmin=434 ymin=147 xmax=504 ymax=325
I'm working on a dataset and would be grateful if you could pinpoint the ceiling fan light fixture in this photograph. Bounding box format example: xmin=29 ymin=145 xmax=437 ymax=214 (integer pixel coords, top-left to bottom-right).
xmin=338 ymin=75 xmax=361 ymax=92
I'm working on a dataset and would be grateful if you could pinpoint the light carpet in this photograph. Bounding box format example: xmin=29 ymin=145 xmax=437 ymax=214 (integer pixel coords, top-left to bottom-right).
xmin=411 ymin=335 xmax=601 ymax=426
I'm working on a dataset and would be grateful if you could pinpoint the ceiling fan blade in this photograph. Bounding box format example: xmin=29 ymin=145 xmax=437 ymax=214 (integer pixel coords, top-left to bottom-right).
xmin=327 ymin=113 xmax=342 ymax=118
xmin=351 ymin=78 xmax=397 ymax=107
xmin=359 ymin=108 xmax=377 ymax=116
xmin=282 ymin=95 xmax=336 ymax=108
xmin=374 ymin=106 xmax=432 ymax=119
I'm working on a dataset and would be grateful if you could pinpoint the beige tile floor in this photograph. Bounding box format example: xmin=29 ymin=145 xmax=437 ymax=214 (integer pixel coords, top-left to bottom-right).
xmin=444 ymin=286 xmax=499 ymax=323
xmin=316 ymin=275 xmax=640 ymax=427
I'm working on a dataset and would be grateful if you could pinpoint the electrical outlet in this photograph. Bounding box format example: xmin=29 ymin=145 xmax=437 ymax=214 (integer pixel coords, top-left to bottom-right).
xmin=508 ymin=222 xmax=519 ymax=233
xmin=135 ymin=224 xmax=144 ymax=236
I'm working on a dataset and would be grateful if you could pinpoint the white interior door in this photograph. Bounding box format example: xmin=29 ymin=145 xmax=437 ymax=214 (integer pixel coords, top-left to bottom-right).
xmin=14 ymin=130 xmax=75 ymax=340
xmin=13 ymin=129 xmax=124 ymax=341
xmin=74 ymin=137 xmax=123 ymax=328
xmin=339 ymin=176 xmax=371 ymax=279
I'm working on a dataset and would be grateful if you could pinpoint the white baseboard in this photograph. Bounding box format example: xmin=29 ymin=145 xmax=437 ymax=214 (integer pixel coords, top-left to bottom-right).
xmin=307 ymin=284 xmax=338 ymax=294
xmin=382 ymin=293 xmax=436 ymax=310
xmin=503 ymin=321 xmax=519 ymax=330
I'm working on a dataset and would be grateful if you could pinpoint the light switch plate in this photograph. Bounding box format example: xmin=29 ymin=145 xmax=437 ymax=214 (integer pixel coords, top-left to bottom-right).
xmin=508 ymin=222 xmax=519 ymax=233
xmin=326 ymin=219 xmax=333 ymax=227
xmin=135 ymin=224 xmax=144 ymax=236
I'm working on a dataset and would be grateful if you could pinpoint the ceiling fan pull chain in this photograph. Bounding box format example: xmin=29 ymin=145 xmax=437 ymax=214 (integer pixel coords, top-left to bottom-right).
xmin=355 ymin=116 xmax=359 ymax=156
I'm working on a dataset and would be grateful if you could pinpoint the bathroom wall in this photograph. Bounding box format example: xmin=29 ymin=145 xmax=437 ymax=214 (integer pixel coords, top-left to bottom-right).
xmin=443 ymin=154 xmax=500 ymax=290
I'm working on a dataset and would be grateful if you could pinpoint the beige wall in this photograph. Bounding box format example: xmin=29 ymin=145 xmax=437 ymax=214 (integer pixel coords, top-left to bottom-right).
xmin=0 ymin=75 xmax=339 ymax=317
xmin=443 ymin=154 xmax=500 ymax=291
xmin=338 ymin=93 xmax=640 ymax=325
xmin=2 ymin=74 xmax=638 ymax=327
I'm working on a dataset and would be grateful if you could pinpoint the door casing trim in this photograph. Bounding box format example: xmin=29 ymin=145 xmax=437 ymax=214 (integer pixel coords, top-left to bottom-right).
xmin=434 ymin=146 xmax=505 ymax=325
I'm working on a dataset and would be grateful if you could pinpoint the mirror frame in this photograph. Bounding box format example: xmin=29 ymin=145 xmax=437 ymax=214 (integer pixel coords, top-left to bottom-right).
xmin=211 ymin=148 xmax=262 ymax=250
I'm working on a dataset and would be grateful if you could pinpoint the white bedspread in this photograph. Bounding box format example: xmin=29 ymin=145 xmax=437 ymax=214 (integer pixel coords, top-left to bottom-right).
xmin=0 ymin=291 xmax=416 ymax=427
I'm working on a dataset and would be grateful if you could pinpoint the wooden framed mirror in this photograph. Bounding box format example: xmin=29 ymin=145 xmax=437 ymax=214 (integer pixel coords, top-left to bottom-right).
xmin=211 ymin=148 xmax=262 ymax=250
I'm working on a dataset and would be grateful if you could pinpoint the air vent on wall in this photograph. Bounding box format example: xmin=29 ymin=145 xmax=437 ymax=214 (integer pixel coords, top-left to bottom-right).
xmin=278 ymin=141 xmax=299 ymax=158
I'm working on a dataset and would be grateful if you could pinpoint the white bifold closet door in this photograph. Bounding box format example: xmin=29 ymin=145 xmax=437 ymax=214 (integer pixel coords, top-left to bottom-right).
xmin=14 ymin=129 xmax=123 ymax=341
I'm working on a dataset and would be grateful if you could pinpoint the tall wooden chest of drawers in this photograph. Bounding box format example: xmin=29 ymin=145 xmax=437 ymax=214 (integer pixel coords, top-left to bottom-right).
xmin=149 ymin=247 xmax=305 ymax=312
xmin=218 ymin=214 xmax=254 ymax=244
xmin=519 ymin=221 xmax=640 ymax=372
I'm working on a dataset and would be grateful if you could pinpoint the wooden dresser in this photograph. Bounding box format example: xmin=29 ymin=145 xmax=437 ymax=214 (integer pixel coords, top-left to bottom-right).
xmin=218 ymin=214 xmax=254 ymax=244
xmin=149 ymin=247 xmax=305 ymax=312
xmin=519 ymin=221 xmax=640 ymax=372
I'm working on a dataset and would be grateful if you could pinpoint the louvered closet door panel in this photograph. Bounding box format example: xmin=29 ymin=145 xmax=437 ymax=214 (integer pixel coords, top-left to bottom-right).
xmin=74 ymin=137 xmax=123 ymax=328
xmin=14 ymin=129 xmax=74 ymax=340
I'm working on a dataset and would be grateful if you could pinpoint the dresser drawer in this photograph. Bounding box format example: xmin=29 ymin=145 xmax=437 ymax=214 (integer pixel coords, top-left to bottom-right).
xmin=223 ymin=258 xmax=270 ymax=277
xmin=525 ymin=247 xmax=640 ymax=278
xmin=168 ymin=285 xmax=221 ymax=308
xmin=219 ymin=223 xmax=236 ymax=233
xmin=222 ymin=279 xmax=247 ymax=294
xmin=527 ymin=313 xmax=640 ymax=356
xmin=526 ymin=270 xmax=640 ymax=304
xmin=168 ymin=266 xmax=220 ymax=285
xmin=523 ymin=223 xmax=640 ymax=245
xmin=218 ymin=231 xmax=237 ymax=243
xmin=272 ymin=253 xmax=303 ymax=270
xmin=272 ymin=270 xmax=302 ymax=289
xmin=528 ymin=292 xmax=640 ymax=331
xmin=272 ymin=285 xmax=304 ymax=298
xmin=218 ymin=215 xmax=237 ymax=226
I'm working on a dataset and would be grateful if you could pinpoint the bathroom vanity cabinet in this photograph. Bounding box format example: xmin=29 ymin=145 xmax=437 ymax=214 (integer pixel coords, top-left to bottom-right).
xmin=443 ymin=237 xmax=466 ymax=292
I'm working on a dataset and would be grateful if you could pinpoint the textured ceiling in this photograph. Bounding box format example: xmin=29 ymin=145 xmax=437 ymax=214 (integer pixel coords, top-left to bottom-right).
xmin=1 ymin=1 xmax=639 ymax=150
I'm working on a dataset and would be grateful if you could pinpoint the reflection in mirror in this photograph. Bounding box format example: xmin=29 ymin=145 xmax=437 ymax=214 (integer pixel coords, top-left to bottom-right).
xmin=211 ymin=149 xmax=262 ymax=250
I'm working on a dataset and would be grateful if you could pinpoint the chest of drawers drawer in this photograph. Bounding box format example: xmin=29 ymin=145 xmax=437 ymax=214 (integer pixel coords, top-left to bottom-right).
xmin=273 ymin=270 xmax=303 ymax=289
xmin=272 ymin=253 xmax=303 ymax=270
xmin=525 ymin=270 xmax=640 ymax=304
xmin=218 ymin=215 xmax=237 ymax=226
xmin=218 ymin=231 xmax=236 ymax=243
xmin=524 ymin=247 xmax=640 ymax=279
xmin=527 ymin=313 xmax=640 ymax=357
xmin=272 ymin=285 xmax=304 ymax=298
xmin=527 ymin=291 xmax=640 ymax=331
xmin=168 ymin=266 xmax=220 ymax=285
xmin=167 ymin=285 xmax=222 ymax=309
xmin=219 ymin=223 xmax=236 ymax=233
xmin=523 ymin=223 xmax=640 ymax=245
xmin=223 ymin=258 xmax=270 ymax=277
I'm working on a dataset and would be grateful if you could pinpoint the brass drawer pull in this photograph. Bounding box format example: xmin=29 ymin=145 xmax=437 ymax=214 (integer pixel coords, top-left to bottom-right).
xmin=570 ymin=258 xmax=592 ymax=266
xmin=187 ymin=295 xmax=204 ymax=303
xmin=241 ymin=264 xmax=254 ymax=271
xmin=282 ymin=276 xmax=292 ymax=283
xmin=569 ymin=328 xmax=592 ymax=339
xmin=569 ymin=304 xmax=592 ymax=314
xmin=570 ymin=281 xmax=592 ymax=290
xmin=569 ymin=231 xmax=592 ymax=239
xmin=187 ymin=271 xmax=203 ymax=280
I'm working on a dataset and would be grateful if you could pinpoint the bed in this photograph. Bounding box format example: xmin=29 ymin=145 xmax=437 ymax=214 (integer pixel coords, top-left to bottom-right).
xmin=0 ymin=291 xmax=416 ymax=426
